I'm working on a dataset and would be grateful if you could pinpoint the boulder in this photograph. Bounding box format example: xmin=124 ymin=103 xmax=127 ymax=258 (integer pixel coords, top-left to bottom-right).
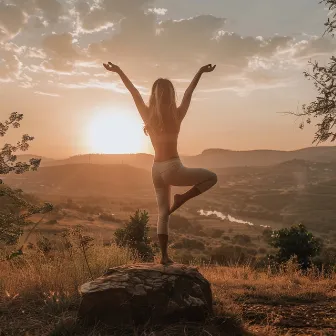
xmin=78 ymin=263 xmax=213 ymax=326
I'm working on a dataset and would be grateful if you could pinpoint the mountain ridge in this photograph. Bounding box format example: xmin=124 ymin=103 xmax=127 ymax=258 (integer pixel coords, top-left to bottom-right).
xmin=17 ymin=146 xmax=336 ymax=171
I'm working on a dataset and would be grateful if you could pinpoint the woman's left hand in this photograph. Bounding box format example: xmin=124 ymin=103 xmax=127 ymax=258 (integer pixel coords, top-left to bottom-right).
xmin=200 ymin=64 xmax=216 ymax=73
xmin=103 ymin=62 xmax=121 ymax=73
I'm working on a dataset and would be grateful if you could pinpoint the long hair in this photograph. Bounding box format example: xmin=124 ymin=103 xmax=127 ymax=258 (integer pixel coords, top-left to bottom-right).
xmin=144 ymin=78 xmax=179 ymax=136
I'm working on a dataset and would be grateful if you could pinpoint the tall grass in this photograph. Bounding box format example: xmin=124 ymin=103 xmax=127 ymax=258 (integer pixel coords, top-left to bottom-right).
xmin=0 ymin=238 xmax=335 ymax=335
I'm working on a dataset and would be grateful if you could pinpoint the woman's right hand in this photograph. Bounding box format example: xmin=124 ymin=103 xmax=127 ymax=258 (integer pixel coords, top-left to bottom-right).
xmin=103 ymin=62 xmax=121 ymax=73
xmin=200 ymin=64 xmax=216 ymax=73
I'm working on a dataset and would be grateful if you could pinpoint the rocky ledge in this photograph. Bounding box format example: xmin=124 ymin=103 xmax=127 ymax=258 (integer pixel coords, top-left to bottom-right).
xmin=78 ymin=263 xmax=213 ymax=326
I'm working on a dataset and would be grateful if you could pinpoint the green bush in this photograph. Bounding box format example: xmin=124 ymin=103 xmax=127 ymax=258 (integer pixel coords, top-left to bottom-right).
xmin=172 ymin=238 xmax=205 ymax=250
xmin=268 ymin=224 xmax=322 ymax=269
xmin=114 ymin=210 xmax=155 ymax=262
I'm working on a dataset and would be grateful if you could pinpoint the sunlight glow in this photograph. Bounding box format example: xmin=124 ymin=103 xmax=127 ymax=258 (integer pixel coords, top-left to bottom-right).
xmin=87 ymin=108 xmax=148 ymax=154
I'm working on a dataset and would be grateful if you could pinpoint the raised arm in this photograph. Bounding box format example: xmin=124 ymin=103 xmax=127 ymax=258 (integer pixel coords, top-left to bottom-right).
xmin=103 ymin=62 xmax=148 ymax=122
xmin=178 ymin=64 xmax=216 ymax=120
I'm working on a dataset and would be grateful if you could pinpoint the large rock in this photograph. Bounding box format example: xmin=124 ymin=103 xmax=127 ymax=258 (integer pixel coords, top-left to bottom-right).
xmin=78 ymin=263 xmax=213 ymax=326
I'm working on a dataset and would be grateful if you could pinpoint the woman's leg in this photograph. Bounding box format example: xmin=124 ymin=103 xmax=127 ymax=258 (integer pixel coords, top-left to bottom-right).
xmin=153 ymin=181 xmax=174 ymax=265
xmin=165 ymin=166 xmax=218 ymax=214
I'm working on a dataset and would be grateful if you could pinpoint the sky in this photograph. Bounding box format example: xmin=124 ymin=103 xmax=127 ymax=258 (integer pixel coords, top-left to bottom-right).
xmin=0 ymin=0 xmax=335 ymax=158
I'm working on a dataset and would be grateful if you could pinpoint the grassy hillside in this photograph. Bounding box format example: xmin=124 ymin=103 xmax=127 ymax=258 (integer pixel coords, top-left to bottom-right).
xmin=0 ymin=240 xmax=335 ymax=335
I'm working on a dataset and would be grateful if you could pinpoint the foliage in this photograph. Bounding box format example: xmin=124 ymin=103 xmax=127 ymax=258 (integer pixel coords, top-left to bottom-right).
xmin=0 ymin=112 xmax=53 ymax=246
xmin=36 ymin=234 xmax=53 ymax=254
xmin=169 ymin=214 xmax=192 ymax=232
xmin=295 ymin=0 xmax=336 ymax=143
xmin=268 ymin=224 xmax=322 ymax=269
xmin=172 ymin=238 xmax=205 ymax=250
xmin=232 ymin=234 xmax=252 ymax=246
xmin=114 ymin=210 xmax=155 ymax=262
xmin=61 ymin=225 xmax=95 ymax=279
xmin=210 ymin=244 xmax=257 ymax=265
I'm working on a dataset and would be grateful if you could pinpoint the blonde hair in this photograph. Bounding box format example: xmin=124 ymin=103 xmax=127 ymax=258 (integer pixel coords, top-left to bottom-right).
xmin=144 ymin=78 xmax=179 ymax=135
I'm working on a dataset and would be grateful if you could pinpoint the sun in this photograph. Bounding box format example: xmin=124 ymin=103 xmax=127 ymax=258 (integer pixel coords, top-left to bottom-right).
xmin=87 ymin=108 xmax=148 ymax=154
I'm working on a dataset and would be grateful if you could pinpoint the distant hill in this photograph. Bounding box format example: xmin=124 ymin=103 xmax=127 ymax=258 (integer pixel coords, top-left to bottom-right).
xmin=27 ymin=146 xmax=336 ymax=171
xmin=16 ymin=154 xmax=55 ymax=164
xmin=3 ymin=159 xmax=336 ymax=232
xmin=3 ymin=163 xmax=153 ymax=196
xmin=184 ymin=146 xmax=336 ymax=169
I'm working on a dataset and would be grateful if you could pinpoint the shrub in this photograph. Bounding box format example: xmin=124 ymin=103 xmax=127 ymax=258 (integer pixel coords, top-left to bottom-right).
xmin=114 ymin=210 xmax=155 ymax=262
xmin=169 ymin=214 xmax=192 ymax=232
xmin=268 ymin=224 xmax=322 ymax=269
xmin=232 ymin=234 xmax=252 ymax=246
xmin=36 ymin=235 xmax=53 ymax=254
xmin=209 ymin=228 xmax=224 ymax=238
xmin=171 ymin=238 xmax=205 ymax=250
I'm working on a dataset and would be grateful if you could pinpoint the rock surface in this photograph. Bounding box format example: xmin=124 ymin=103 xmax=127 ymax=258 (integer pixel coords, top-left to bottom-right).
xmin=78 ymin=263 xmax=213 ymax=326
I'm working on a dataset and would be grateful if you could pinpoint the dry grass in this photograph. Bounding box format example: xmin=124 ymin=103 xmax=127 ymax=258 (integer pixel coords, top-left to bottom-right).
xmin=0 ymin=240 xmax=335 ymax=336
xmin=201 ymin=260 xmax=336 ymax=304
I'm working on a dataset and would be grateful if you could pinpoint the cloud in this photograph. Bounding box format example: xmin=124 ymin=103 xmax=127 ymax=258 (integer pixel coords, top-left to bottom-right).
xmin=0 ymin=4 xmax=27 ymax=41
xmin=35 ymin=0 xmax=63 ymax=24
xmin=73 ymin=0 xmax=153 ymax=34
xmin=40 ymin=33 xmax=86 ymax=72
xmin=0 ymin=47 xmax=23 ymax=80
xmin=148 ymin=8 xmax=168 ymax=16
xmin=59 ymin=79 xmax=129 ymax=93
xmin=1 ymin=1 xmax=335 ymax=95
xmin=26 ymin=47 xmax=46 ymax=59
xmin=34 ymin=91 xmax=60 ymax=97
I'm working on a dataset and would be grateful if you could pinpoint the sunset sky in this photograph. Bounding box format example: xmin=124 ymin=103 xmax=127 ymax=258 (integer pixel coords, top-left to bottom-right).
xmin=0 ymin=0 xmax=335 ymax=158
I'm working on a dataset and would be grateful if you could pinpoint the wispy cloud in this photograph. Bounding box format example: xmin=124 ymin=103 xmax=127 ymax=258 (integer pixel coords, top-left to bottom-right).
xmin=34 ymin=91 xmax=60 ymax=97
xmin=148 ymin=8 xmax=168 ymax=16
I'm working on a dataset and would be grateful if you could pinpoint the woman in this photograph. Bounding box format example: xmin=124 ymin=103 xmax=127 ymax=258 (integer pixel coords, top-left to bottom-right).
xmin=103 ymin=62 xmax=218 ymax=265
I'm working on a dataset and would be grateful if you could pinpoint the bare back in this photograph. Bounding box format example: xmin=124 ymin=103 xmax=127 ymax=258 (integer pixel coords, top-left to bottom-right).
xmin=146 ymin=117 xmax=181 ymax=162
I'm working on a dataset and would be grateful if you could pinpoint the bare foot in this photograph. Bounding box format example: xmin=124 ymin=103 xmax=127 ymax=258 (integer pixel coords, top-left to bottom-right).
xmin=160 ymin=256 xmax=174 ymax=265
xmin=169 ymin=194 xmax=185 ymax=215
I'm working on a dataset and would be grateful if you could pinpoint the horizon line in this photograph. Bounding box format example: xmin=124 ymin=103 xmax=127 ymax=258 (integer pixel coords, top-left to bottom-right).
xmin=20 ymin=144 xmax=336 ymax=161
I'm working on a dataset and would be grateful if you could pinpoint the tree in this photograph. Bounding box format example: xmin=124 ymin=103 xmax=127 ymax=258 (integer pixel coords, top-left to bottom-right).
xmin=268 ymin=224 xmax=322 ymax=268
xmin=0 ymin=112 xmax=52 ymax=246
xmin=295 ymin=0 xmax=336 ymax=143
xmin=114 ymin=210 xmax=156 ymax=262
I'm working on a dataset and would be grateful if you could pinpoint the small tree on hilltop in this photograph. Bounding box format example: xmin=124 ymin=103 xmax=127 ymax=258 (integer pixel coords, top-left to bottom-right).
xmin=268 ymin=224 xmax=322 ymax=269
xmin=114 ymin=210 xmax=155 ymax=262
xmin=0 ymin=112 xmax=52 ymax=248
